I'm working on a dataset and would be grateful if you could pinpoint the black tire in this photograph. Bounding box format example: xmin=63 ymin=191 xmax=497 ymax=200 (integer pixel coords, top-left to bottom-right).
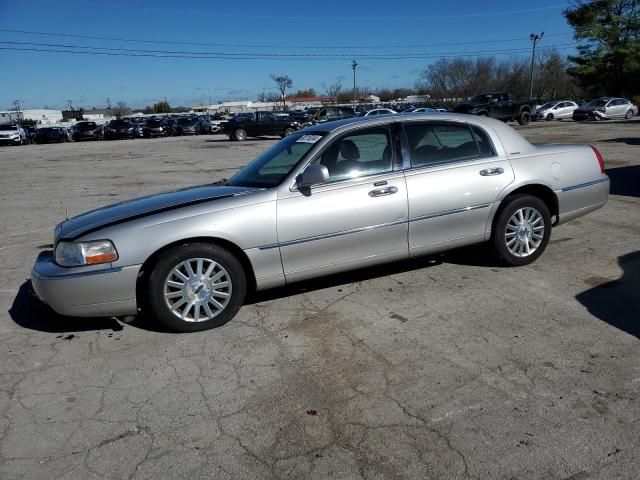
xmin=517 ymin=110 xmax=531 ymax=125
xmin=546 ymin=113 xmax=554 ymax=121
xmin=147 ymin=243 xmax=247 ymax=332
xmin=492 ymin=194 xmax=551 ymax=266
xmin=282 ymin=127 xmax=295 ymax=138
xmin=234 ymin=128 xmax=247 ymax=141
xmin=625 ymin=109 xmax=634 ymax=119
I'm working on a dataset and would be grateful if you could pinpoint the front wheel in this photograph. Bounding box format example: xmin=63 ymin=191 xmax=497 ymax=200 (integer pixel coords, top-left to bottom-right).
xmin=546 ymin=113 xmax=554 ymax=121
xmin=492 ymin=195 xmax=551 ymax=266
xmin=517 ymin=110 xmax=531 ymax=125
xmin=147 ymin=243 xmax=247 ymax=332
xmin=625 ymin=109 xmax=634 ymax=119
xmin=234 ymin=129 xmax=247 ymax=141
xmin=282 ymin=127 xmax=295 ymax=137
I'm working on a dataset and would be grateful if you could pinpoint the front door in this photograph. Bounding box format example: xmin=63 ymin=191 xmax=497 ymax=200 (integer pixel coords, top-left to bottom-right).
xmin=401 ymin=121 xmax=515 ymax=256
xmin=276 ymin=125 xmax=408 ymax=282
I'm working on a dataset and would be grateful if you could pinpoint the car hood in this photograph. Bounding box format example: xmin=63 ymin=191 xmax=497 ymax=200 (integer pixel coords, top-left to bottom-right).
xmin=56 ymin=184 xmax=258 ymax=240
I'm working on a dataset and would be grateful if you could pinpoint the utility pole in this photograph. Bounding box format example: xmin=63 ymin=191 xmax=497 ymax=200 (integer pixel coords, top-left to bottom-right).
xmin=529 ymin=32 xmax=544 ymax=99
xmin=351 ymin=59 xmax=358 ymax=113
xmin=163 ymin=97 xmax=168 ymax=113
xmin=106 ymin=97 xmax=112 ymax=117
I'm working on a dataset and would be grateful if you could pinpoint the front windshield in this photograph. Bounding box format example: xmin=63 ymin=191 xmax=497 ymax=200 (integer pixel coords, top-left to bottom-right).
xmin=540 ymin=102 xmax=556 ymax=109
xmin=76 ymin=122 xmax=97 ymax=129
xmin=226 ymin=132 xmax=326 ymax=188
xmin=585 ymin=99 xmax=607 ymax=108
xmin=109 ymin=120 xmax=130 ymax=127
xmin=0 ymin=125 xmax=18 ymax=131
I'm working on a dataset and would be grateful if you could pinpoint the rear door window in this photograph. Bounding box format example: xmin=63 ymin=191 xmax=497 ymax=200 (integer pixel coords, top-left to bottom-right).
xmin=404 ymin=123 xmax=483 ymax=167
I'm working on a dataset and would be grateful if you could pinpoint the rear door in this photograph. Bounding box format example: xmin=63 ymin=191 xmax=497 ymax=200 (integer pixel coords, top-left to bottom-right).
xmin=402 ymin=121 xmax=514 ymax=255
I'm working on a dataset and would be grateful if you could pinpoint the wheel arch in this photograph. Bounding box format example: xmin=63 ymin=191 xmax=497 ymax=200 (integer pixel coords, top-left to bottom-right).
xmin=135 ymin=236 xmax=257 ymax=311
xmin=490 ymin=183 xmax=559 ymax=235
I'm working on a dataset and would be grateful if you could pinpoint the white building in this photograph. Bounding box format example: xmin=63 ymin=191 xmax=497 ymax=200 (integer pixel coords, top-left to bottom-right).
xmin=0 ymin=109 xmax=63 ymax=125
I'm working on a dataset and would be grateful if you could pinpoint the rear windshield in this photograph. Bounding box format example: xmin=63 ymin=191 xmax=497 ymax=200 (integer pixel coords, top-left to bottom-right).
xmin=109 ymin=120 xmax=131 ymax=127
xmin=76 ymin=122 xmax=97 ymax=129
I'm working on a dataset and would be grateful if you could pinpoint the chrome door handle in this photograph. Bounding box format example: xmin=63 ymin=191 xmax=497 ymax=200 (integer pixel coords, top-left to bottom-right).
xmin=479 ymin=167 xmax=504 ymax=176
xmin=369 ymin=186 xmax=398 ymax=197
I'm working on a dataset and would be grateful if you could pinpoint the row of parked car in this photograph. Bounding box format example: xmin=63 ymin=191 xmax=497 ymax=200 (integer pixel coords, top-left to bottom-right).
xmin=0 ymin=114 xmax=226 ymax=146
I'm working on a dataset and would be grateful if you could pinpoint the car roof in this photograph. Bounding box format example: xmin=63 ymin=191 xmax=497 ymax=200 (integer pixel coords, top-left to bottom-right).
xmin=298 ymin=112 xmax=535 ymax=155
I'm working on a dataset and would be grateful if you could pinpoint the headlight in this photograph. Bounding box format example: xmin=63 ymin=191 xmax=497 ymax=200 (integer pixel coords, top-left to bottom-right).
xmin=55 ymin=240 xmax=118 ymax=267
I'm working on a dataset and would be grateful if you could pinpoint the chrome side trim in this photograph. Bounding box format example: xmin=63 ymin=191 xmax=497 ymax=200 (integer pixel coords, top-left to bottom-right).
xmin=259 ymin=218 xmax=408 ymax=250
xmin=561 ymin=178 xmax=609 ymax=192
xmin=409 ymin=203 xmax=491 ymax=223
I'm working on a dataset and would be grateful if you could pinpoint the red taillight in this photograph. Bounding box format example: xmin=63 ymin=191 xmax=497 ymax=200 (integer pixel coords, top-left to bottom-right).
xmin=590 ymin=145 xmax=605 ymax=174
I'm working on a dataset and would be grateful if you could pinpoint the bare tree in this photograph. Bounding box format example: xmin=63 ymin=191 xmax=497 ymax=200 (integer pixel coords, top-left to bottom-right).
xmin=270 ymin=74 xmax=293 ymax=111
xmin=324 ymin=80 xmax=343 ymax=104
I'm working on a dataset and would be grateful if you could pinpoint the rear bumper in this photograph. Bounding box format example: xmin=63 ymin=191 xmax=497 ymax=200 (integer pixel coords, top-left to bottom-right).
xmin=31 ymin=251 xmax=140 ymax=317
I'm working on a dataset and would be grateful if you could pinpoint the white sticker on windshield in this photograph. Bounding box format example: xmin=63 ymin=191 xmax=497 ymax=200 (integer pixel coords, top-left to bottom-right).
xmin=296 ymin=134 xmax=322 ymax=144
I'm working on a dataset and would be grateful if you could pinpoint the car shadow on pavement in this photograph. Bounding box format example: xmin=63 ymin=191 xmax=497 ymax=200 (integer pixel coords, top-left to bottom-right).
xmin=575 ymin=251 xmax=640 ymax=339
xmin=603 ymin=137 xmax=640 ymax=146
xmin=605 ymin=165 xmax=640 ymax=197
xmin=9 ymin=281 xmax=124 ymax=333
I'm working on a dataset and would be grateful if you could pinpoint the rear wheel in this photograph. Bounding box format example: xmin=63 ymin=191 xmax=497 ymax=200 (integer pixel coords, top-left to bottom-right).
xmin=492 ymin=195 xmax=551 ymax=266
xmin=625 ymin=109 xmax=634 ymax=119
xmin=234 ymin=129 xmax=247 ymax=141
xmin=517 ymin=110 xmax=531 ymax=125
xmin=147 ymin=243 xmax=247 ymax=332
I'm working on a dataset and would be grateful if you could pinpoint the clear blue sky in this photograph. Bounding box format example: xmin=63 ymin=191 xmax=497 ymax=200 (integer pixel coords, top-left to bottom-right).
xmin=0 ymin=0 xmax=576 ymax=110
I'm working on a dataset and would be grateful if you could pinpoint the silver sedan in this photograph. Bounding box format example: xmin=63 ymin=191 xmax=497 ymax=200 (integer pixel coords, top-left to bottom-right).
xmin=32 ymin=114 xmax=610 ymax=332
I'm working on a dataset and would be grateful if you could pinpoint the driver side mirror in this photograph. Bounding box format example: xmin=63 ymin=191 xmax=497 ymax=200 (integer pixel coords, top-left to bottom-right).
xmin=297 ymin=164 xmax=329 ymax=189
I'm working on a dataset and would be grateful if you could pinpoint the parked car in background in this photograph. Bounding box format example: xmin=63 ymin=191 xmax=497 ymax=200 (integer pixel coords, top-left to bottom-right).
xmin=223 ymin=111 xmax=299 ymax=140
xmin=358 ymin=108 xmax=397 ymax=117
xmin=572 ymin=97 xmax=638 ymax=121
xmin=22 ymin=125 xmax=36 ymax=144
xmin=197 ymin=115 xmax=213 ymax=134
xmin=143 ymin=118 xmax=169 ymax=138
xmin=303 ymin=106 xmax=355 ymax=126
xmin=32 ymin=114 xmax=609 ymax=332
xmin=210 ymin=115 xmax=228 ymax=133
xmin=176 ymin=117 xmax=201 ymax=135
xmin=0 ymin=124 xmax=27 ymax=145
xmin=72 ymin=121 xmax=103 ymax=141
xmin=534 ymin=101 xmax=579 ymax=121
xmin=104 ymin=120 xmax=136 ymax=140
xmin=34 ymin=127 xmax=68 ymax=144
xmin=126 ymin=118 xmax=146 ymax=137
xmin=454 ymin=92 xmax=537 ymax=125
xmin=409 ymin=107 xmax=437 ymax=113
xmin=287 ymin=110 xmax=311 ymax=123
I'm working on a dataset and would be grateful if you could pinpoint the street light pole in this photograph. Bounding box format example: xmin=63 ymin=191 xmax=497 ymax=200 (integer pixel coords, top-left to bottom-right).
xmin=529 ymin=32 xmax=544 ymax=99
xmin=351 ymin=59 xmax=358 ymax=113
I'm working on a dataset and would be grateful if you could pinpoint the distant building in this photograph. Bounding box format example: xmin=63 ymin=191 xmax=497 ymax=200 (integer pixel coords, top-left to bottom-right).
xmin=0 ymin=109 xmax=63 ymax=125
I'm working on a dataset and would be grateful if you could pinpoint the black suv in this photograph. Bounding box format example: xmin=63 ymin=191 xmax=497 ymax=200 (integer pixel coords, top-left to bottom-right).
xmin=104 ymin=120 xmax=136 ymax=140
xmin=73 ymin=121 xmax=103 ymax=141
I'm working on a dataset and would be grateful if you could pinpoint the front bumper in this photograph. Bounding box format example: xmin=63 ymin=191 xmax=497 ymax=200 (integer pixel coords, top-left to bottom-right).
xmin=31 ymin=251 xmax=140 ymax=317
xmin=0 ymin=136 xmax=22 ymax=144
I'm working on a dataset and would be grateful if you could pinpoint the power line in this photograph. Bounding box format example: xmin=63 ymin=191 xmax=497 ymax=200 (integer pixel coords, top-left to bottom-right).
xmin=0 ymin=28 xmax=579 ymax=50
xmin=0 ymin=40 xmax=579 ymax=60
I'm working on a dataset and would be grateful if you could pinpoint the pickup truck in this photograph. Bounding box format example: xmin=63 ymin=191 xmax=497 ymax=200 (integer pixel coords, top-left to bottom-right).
xmin=453 ymin=92 xmax=537 ymax=125
xmin=223 ymin=111 xmax=299 ymax=141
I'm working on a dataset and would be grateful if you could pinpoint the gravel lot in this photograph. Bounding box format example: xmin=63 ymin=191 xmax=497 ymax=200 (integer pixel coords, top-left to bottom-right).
xmin=1 ymin=119 xmax=639 ymax=479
